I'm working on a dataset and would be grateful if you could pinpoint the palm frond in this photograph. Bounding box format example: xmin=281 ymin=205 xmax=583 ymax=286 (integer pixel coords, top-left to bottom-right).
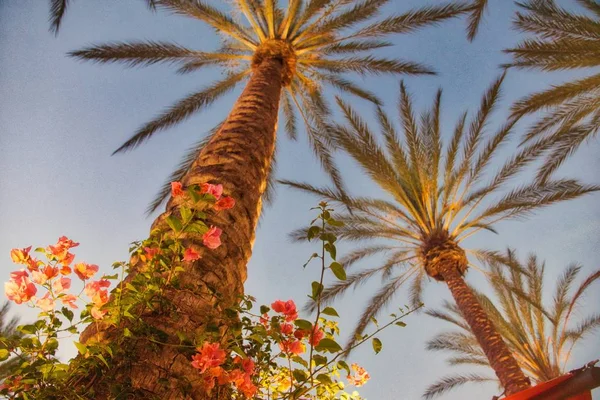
xmin=319 ymin=40 xmax=392 ymax=55
xmin=466 ymin=0 xmax=488 ymax=41
xmin=564 ymin=269 xmax=600 ymax=326
xmin=337 ymin=246 xmax=395 ymax=270
xmin=576 ymin=0 xmax=600 ymax=18
xmin=49 ymin=0 xmax=69 ymax=35
xmin=281 ymin=89 xmax=298 ymax=140
xmin=112 ymin=70 xmax=248 ymax=154
xmin=422 ymin=374 xmax=494 ymax=400
xmin=505 ymin=37 xmax=600 ymax=71
xmin=301 ymin=56 xmax=435 ymax=75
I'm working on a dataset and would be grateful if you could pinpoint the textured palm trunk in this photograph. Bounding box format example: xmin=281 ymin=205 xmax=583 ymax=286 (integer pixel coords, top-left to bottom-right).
xmin=439 ymin=265 xmax=531 ymax=396
xmin=78 ymin=56 xmax=284 ymax=399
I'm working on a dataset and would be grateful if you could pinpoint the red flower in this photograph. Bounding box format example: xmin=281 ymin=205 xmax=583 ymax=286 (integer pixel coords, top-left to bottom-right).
xmin=10 ymin=246 xmax=31 ymax=264
xmin=233 ymin=356 xmax=256 ymax=376
xmin=74 ymin=263 xmax=99 ymax=280
xmin=271 ymin=300 xmax=298 ymax=322
xmin=279 ymin=339 xmax=305 ymax=355
xmin=214 ymin=196 xmax=235 ymax=211
xmin=61 ymin=294 xmax=78 ymax=309
xmin=280 ymin=323 xmax=294 ymax=335
xmin=202 ymin=226 xmax=222 ymax=250
xmin=31 ymin=265 xmax=59 ymax=284
xmin=171 ymin=181 xmax=184 ymax=197
xmin=294 ymin=329 xmax=306 ymax=340
xmin=47 ymin=236 xmax=78 ymax=266
xmin=191 ymin=342 xmax=226 ymax=374
xmin=183 ymin=247 xmax=201 ymax=262
xmin=260 ymin=313 xmax=269 ymax=327
xmin=144 ymin=247 xmax=160 ymax=261
xmin=4 ymin=270 xmax=36 ymax=304
xmin=309 ymin=325 xmax=324 ymax=346
xmin=201 ymin=183 xmax=223 ymax=200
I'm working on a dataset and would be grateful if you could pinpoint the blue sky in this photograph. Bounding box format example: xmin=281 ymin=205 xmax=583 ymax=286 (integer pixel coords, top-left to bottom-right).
xmin=1 ymin=1 xmax=599 ymax=399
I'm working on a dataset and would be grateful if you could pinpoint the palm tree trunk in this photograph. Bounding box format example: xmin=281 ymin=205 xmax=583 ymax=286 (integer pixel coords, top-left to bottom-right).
xmin=78 ymin=56 xmax=284 ymax=399
xmin=440 ymin=266 xmax=531 ymax=396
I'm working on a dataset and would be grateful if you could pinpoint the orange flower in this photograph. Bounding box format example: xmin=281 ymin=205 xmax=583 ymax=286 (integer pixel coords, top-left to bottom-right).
xmin=279 ymin=339 xmax=305 ymax=355
xmin=233 ymin=356 xmax=255 ymax=376
xmin=202 ymin=226 xmax=222 ymax=250
xmin=214 ymin=196 xmax=235 ymax=211
xmin=171 ymin=181 xmax=184 ymax=197
xmin=191 ymin=342 xmax=226 ymax=373
xmin=4 ymin=270 xmax=36 ymax=304
xmin=85 ymin=279 xmax=110 ymax=307
xmin=280 ymin=323 xmax=294 ymax=335
xmin=309 ymin=325 xmax=324 ymax=346
xmin=52 ymin=277 xmax=71 ymax=294
xmin=144 ymin=247 xmax=160 ymax=261
xmin=271 ymin=300 xmax=298 ymax=322
xmin=47 ymin=236 xmax=78 ymax=267
xmin=10 ymin=246 xmax=31 ymax=264
xmin=61 ymin=294 xmax=78 ymax=309
xmin=36 ymin=293 xmax=55 ymax=312
xmin=200 ymin=183 xmax=223 ymax=200
xmin=347 ymin=363 xmax=370 ymax=387
xmin=183 ymin=248 xmax=201 ymax=262
xmin=260 ymin=313 xmax=269 ymax=327
xmin=74 ymin=263 xmax=99 ymax=280
xmin=91 ymin=306 xmax=107 ymax=320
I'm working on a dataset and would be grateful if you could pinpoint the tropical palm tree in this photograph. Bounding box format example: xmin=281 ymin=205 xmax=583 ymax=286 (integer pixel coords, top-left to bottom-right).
xmin=68 ymin=1 xmax=472 ymax=398
xmin=423 ymin=250 xmax=600 ymax=399
xmin=505 ymin=0 xmax=600 ymax=183
xmin=281 ymin=73 xmax=600 ymax=395
xmin=0 ymin=302 xmax=23 ymax=380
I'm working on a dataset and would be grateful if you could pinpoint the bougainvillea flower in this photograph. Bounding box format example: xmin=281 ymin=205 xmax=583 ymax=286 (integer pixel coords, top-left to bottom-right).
xmin=206 ymin=366 xmax=229 ymax=385
xmin=347 ymin=363 xmax=370 ymax=387
xmin=61 ymin=294 xmax=78 ymax=309
xmin=280 ymin=323 xmax=294 ymax=335
xmin=52 ymin=277 xmax=71 ymax=295
xmin=191 ymin=342 xmax=226 ymax=374
xmin=46 ymin=236 xmax=79 ymax=266
xmin=214 ymin=196 xmax=235 ymax=211
xmin=233 ymin=356 xmax=256 ymax=376
xmin=4 ymin=270 xmax=37 ymax=304
xmin=59 ymin=265 xmax=72 ymax=275
xmin=309 ymin=325 xmax=325 ymax=346
xmin=183 ymin=247 xmax=201 ymax=262
xmin=171 ymin=181 xmax=184 ymax=197
xmin=91 ymin=306 xmax=107 ymax=320
xmin=271 ymin=300 xmax=298 ymax=322
xmin=84 ymin=279 xmax=110 ymax=307
xmin=279 ymin=339 xmax=305 ymax=355
xmin=36 ymin=293 xmax=55 ymax=312
xmin=260 ymin=313 xmax=269 ymax=327
xmin=10 ymin=246 xmax=31 ymax=264
xmin=74 ymin=263 xmax=99 ymax=280
xmin=202 ymin=226 xmax=222 ymax=250
xmin=201 ymin=183 xmax=223 ymax=200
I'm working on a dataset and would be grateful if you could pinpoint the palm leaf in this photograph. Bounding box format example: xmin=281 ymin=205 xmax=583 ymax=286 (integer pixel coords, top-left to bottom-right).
xmin=422 ymin=374 xmax=494 ymax=399
xmin=466 ymin=0 xmax=488 ymax=41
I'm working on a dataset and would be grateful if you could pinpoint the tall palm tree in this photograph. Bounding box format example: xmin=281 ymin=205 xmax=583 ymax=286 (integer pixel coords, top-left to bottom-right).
xmin=69 ymin=1 xmax=471 ymax=398
xmin=281 ymin=74 xmax=600 ymax=395
xmin=505 ymin=0 xmax=600 ymax=183
xmin=0 ymin=302 xmax=23 ymax=380
xmin=423 ymin=250 xmax=600 ymax=399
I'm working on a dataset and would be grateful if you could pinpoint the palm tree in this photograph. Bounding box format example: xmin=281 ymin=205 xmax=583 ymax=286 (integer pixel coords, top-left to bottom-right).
xmin=423 ymin=250 xmax=600 ymax=399
xmin=0 ymin=302 xmax=23 ymax=380
xmin=505 ymin=0 xmax=600 ymax=183
xmin=69 ymin=1 xmax=472 ymax=398
xmin=281 ymin=74 xmax=600 ymax=395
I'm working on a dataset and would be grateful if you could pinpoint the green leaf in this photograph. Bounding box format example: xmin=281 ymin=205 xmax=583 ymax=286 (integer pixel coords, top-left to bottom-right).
xmin=292 ymin=356 xmax=308 ymax=368
xmin=292 ymin=369 xmax=308 ymax=383
xmin=125 ymin=283 xmax=138 ymax=293
xmin=180 ymin=206 xmax=192 ymax=224
xmin=74 ymin=342 xmax=88 ymax=355
xmin=395 ymin=321 xmax=407 ymax=327
xmin=316 ymin=373 xmax=333 ymax=385
xmin=330 ymin=262 xmax=346 ymax=280
xmin=61 ymin=307 xmax=74 ymax=322
xmin=184 ymin=221 xmax=209 ymax=234
xmin=323 ymin=210 xmax=331 ymax=220
xmin=321 ymin=307 xmax=339 ymax=317
xmin=372 ymin=337 xmax=382 ymax=354
xmin=124 ymin=328 xmax=132 ymax=337
xmin=320 ymin=233 xmax=337 ymax=244
xmin=337 ymin=360 xmax=350 ymax=374
xmin=96 ymin=354 xmax=110 ymax=368
xmin=327 ymin=218 xmax=345 ymax=227
xmin=166 ymin=215 xmax=183 ymax=232
xmin=46 ymin=338 xmax=59 ymax=353
xmin=311 ymin=281 xmax=324 ymax=299
xmin=307 ymin=226 xmax=321 ymax=240
xmin=17 ymin=324 xmax=37 ymax=335
xmin=294 ymin=319 xmax=313 ymax=330
xmin=0 ymin=349 xmax=9 ymax=361
xmin=315 ymin=338 xmax=342 ymax=353
xmin=313 ymin=354 xmax=328 ymax=366
xmin=260 ymin=305 xmax=270 ymax=315
xmin=370 ymin=316 xmax=379 ymax=327
xmin=324 ymin=243 xmax=337 ymax=260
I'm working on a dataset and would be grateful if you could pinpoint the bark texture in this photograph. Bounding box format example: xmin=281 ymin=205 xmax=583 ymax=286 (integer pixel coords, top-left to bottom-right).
xmin=439 ymin=262 xmax=532 ymax=396
xmin=78 ymin=56 xmax=284 ymax=399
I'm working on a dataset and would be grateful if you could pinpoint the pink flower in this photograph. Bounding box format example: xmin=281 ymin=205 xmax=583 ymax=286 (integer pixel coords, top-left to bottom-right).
xmin=202 ymin=226 xmax=222 ymax=250
xmin=32 ymin=265 xmax=59 ymax=284
xmin=280 ymin=323 xmax=294 ymax=335
xmin=171 ymin=182 xmax=184 ymax=197
xmin=47 ymin=236 xmax=78 ymax=267
xmin=4 ymin=270 xmax=37 ymax=304
xmin=271 ymin=300 xmax=298 ymax=322
xmin=91 ymin=306 xmax=107 ymax=320
xmin=85 ymin=279 xmax=110 ymax=307
xmin=347 ymin=363 xmax=370 ymax=387
xmin=10 ymin=246 xmax=31 ymax=264
xmin=279 ymin=339 xmax=305 ymax=355
xmin=52 ymin=277 xmax=71 ymax=294
xmin=214 ymin=197 xmax=235 ymax=211
xmin=183 ymin=248 xmax=201 ymax=262
xmin=61 ymin=294 xmax=78 ymax=309
xmin=74 ymin=263 xmax=98 ymax=280
xmin=191 ymin=342 xmax=226 ymax=373
xmin=201 ymin=183 xmax=223 ymax=200
xmin=36 ymin=293 xmax=55 ymax=312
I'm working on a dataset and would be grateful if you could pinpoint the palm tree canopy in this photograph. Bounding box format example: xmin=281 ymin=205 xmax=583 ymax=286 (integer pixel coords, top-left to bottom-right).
xmin=282 ymin=73 xmax=599 ymax=347
xmin=69 ymin=0 xmax=473 ymax=214
xmin=0 ymin=302 xmax=23 ymax=380
xmin=423 ymin=250 xmax=600 ymax=399
xmin=505 ymin=0 xmax=600 ymax=183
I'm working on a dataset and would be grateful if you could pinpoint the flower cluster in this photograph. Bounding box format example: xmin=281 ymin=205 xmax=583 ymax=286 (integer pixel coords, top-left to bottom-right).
xmin=191 ymin=342 xmax=257 ymax=398
xmin=5 ymin=236 xmax=112 ymax=320
xmin=347 ymin=363 xmax=371 ymax=387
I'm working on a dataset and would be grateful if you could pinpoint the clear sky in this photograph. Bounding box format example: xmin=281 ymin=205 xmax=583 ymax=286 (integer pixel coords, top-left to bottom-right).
xmin=1 ymin=1 xmax=599 ymax=399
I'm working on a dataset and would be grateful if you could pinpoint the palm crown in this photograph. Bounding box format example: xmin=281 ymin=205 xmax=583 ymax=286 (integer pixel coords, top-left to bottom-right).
xmin=424 ymin=250 xmax=600 ymax=399
xmin=69 ymin=0 xmax=472 ymax=213
xmin=506 ymin=0 xmax=600 ymax=183
xmin=283 ymin=73 xmax=599 ymax=345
